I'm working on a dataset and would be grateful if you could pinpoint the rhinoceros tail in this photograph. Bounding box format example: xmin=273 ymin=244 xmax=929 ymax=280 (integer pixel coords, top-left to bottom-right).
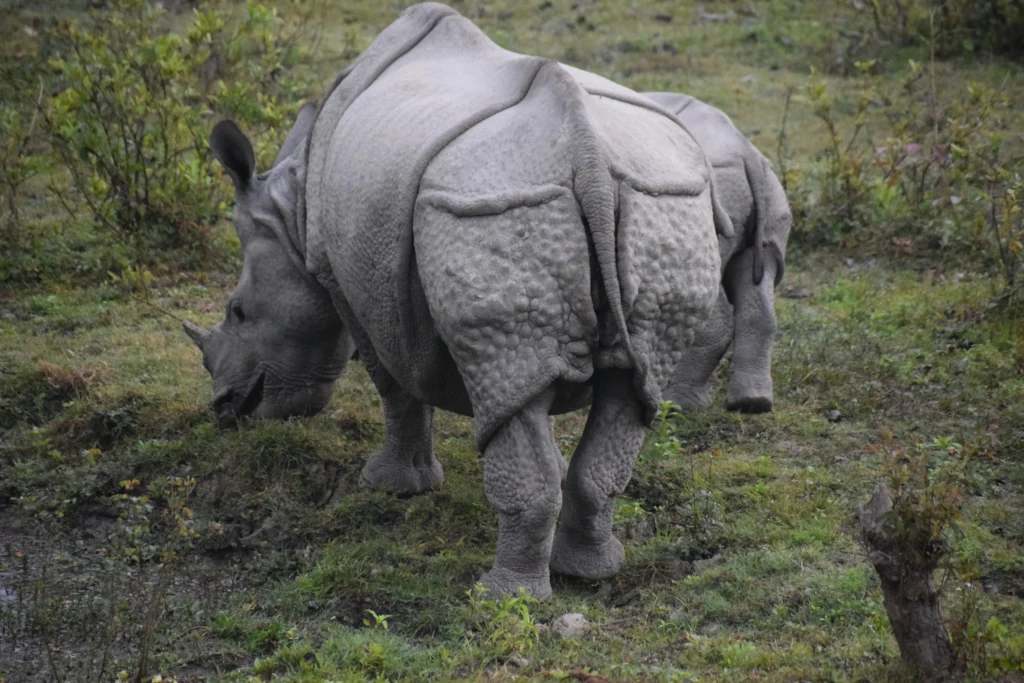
xmin=560 ymin=72 xmax=638 ymax=381
xmin=745 ymin=151 xmax=771 ymax=286
xmin=747 ymin=152 xmax=790 ymax=287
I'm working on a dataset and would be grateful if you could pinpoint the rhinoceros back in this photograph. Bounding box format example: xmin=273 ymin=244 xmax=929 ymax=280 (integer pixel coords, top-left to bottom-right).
xmin=304 ymin=3 xmax=720 ymax=447
xmin=644 ymin=91 xmax=791 ymax=286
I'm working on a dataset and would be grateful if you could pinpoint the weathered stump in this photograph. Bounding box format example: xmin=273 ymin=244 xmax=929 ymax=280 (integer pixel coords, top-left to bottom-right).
xmin=857 ymin=482 xmax=956 ymax=680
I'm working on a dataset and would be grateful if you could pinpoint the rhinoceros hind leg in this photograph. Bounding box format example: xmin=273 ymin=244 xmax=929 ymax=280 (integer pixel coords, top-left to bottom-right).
xmin=479 ymin=389 xmax=562 ymax=599
xmin=664 ymin=287 xmax=733 ymax=412
xmin=550 ymin=369 xmax=645 ymax=580
xmin=724 ymin=248 xmax=777 ymax=414
xmin=356 ymin=344 xmax=442 ymax=495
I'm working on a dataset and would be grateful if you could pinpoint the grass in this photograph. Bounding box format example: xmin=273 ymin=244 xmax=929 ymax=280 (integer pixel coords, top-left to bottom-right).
xmin=2 ymin=0 xmax=1023 ymax=681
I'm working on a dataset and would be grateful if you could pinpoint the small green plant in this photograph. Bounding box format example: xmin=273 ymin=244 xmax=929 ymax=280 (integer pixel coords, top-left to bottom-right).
xmin=874 ymin=436 xmax=972 ymax=555
xmin=466 ymin=585 xmax=541 ymax=660
xmin=796 ymin=63 xmax=877 ymax=244
xmin=363 ymin=609 xmax=392 ymax=631
xmin=974 ymin=616 xmax=1024 ymax=675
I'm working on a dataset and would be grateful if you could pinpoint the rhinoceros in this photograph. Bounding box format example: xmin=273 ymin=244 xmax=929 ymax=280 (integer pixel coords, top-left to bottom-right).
xmin=183 ymin=2 xmax=728 ymax=598
xmin=644 ymin=92 xmax=792 ymax=413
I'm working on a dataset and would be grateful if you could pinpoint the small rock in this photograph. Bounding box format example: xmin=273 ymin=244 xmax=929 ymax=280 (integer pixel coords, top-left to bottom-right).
xmin=828 ymin=409 xmax=842 ymax=423
xmin=668 ymin=606 xmax=689 ymax=623
xmin=607 ymin=588 xmax=641 ymax=608
xmin=782 ymin=286 xmax=812 ymax=299
xmin=240 ymin=511 xmax=290 ymax=548
xmin=740 ymin=74 xmax=757 ymax=86
xmin=653 ymin=12 xmax=673 ymax=22
xmin=698 ymin=9 xmax=735 ymax=23
xmin=779 ymin=35 xmax=794 ymax=47
xmin=666 ymin=558 xmax=695 ymax=580
xmin=506 ymin=654 xmax=529 ymax=669
xmin=551 ymin=612 xmax=589 ymax=639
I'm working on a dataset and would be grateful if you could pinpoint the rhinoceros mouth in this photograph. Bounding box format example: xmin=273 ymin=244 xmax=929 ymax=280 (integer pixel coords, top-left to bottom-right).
xmin=238 ymin=371 xmax=266 ymax=416
xmin=213 ymin=371 xmax=265 ymax=429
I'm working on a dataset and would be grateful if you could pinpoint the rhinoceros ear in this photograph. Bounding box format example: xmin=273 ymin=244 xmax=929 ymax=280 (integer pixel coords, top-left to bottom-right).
xmin=274 ymin=101 xmax=318 ymax=167
xmin=211 ymin=120 xmax=256 ymax=192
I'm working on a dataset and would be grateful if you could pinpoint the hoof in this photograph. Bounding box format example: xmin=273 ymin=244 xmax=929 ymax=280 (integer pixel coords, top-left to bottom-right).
xmin=479 ymin=567 xmax=552 ymax=600
xmin=549 ymin=532 xmax=624 ymax=580
xmin=664 ymin=385 xmax=712 ymax=413
xmin=359 ymin=452 xmax=443 ymax=494
xmin=725 ymin=395 xmax=773 ymax=414
xmin=726 ymin=371 xmax=773 ymax=413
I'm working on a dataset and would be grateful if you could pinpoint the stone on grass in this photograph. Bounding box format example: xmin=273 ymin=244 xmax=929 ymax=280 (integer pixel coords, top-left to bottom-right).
xmin=551 ymin=612 xmax=589 ymax=639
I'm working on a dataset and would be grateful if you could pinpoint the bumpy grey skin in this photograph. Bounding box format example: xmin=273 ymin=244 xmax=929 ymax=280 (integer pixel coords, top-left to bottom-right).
xmin=186 ymin=3 xmax=724 ymax=599
xmin=644 ymin=93 xmax=793 ymax=413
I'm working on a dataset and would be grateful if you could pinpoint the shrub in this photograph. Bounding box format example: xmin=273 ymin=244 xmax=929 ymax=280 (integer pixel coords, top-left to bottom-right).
xmin=787 ymin=59 xmax=1024 ymax=300
xmin=870 ymin=0 xmax=1024 ymax=61
xmin=857 ymin=436 xmax=974 ymax=678
xmin=42 ymin=0 xmax=315 ymax=270
xmin=0 ymin=56 xmax=48 ymax=239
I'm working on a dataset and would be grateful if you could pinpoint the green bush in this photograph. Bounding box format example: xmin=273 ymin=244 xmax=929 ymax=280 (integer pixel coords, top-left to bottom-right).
xmin=42 ymin=0 xmax=315 ymax=270
xmin=871 ymin=0 xmax=1024 ymax=61
xmin=0 ymin=56 xmax=48 ymax=239
xmin=788 ymin=60 xmax=1024 ymax=300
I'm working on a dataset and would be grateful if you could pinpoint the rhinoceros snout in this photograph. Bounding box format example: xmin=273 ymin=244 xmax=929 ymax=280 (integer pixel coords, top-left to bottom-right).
xmin=211 ymin=373 xmax=266 ymax=430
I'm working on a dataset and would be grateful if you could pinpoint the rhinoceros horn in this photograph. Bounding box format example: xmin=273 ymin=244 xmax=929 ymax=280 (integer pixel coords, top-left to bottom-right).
xmin=182 ymin=320 xmax=211 ymax=351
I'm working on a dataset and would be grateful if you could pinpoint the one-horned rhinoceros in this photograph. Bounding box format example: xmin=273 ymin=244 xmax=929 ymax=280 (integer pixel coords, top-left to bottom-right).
xmin=644 ymin=92 xmax=792 ymax=413
xmin=183 ymin=2 xmax=727 ymax=599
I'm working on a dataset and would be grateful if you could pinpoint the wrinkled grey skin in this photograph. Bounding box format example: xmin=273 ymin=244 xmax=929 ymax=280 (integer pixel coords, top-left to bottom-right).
xmin=185 ymin=2 xmax=724 ymax=599
xmin=644 ymin=92 xmax=792 ymax=413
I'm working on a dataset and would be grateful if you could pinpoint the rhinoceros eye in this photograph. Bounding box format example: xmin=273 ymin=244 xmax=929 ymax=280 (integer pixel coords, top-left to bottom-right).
xmin=230 ymin=300 xmax=246 ymax=324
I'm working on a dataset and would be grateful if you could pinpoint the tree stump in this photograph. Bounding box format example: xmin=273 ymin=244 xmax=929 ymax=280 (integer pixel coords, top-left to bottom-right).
xmin=857 ymin=482 xmax=956 ymax=680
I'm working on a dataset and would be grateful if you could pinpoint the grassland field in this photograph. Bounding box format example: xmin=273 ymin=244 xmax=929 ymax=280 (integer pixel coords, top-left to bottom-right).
xmin=0 ymin=0 xmax=1022 ymax=681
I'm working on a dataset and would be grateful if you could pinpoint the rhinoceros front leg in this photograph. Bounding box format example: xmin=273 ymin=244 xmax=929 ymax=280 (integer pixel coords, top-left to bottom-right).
xmin=479 ymin=389 xmax=563 ymax=599
xmin=664 ymin=288 xmax=733 ymax=411
xmin=550 ymin=369 xmax=646 ymax=580
xmin=356 ymin=343 xmax=443 ymax=495
xmin=724 ymin=247 xmax=778 ymax=413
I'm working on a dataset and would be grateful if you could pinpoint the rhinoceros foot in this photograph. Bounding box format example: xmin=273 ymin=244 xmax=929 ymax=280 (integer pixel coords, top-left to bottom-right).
xmin=549 ymin=532 xmax=624 ymax=580
xmin=479 ymin=566 xmax=552 ymax=600
xmin=664 ymin=383 xmax=713 ymax=413
xmin=359 ymin=450 xmax=443 ymax=495
xmin=725 ymin=395 xmax=773 ymax=413
xmin=724 ymin=370 xmax=773 ymax=414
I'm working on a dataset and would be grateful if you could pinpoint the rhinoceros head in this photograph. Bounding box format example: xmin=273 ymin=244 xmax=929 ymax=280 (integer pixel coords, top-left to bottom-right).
xmin=184 ymin=105 xmax=353 ymax=429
